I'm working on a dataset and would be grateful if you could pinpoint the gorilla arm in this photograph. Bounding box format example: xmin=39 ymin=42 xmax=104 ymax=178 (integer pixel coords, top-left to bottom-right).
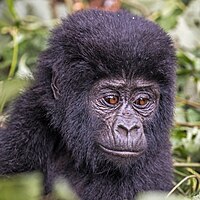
xmin=0 ymin=90 xmax=50 ymax=175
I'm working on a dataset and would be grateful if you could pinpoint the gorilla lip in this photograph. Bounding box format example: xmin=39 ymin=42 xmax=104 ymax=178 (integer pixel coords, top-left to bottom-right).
xmin=99 ymin=145 xmax=143 ymax=158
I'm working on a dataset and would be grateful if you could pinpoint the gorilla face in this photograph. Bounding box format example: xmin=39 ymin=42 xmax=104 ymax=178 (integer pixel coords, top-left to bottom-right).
xmin=89 ymin=78 xmax=159 ymax=160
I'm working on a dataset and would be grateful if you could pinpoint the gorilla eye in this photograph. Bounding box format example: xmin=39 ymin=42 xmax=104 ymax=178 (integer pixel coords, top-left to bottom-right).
xmin=134 ymin=97 xmax=149 ymax=107
xmin=103 ymin=95 xmax=119 ymax=106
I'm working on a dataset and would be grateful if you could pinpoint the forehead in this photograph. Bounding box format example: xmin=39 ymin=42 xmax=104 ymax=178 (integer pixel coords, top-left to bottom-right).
xmin=92 ymin=77 xmax=159 ymax=90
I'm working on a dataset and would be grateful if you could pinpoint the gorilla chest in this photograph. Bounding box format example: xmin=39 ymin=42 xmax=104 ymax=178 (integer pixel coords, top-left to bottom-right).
xmin=71 ymin=174 xmax=138 ymax=200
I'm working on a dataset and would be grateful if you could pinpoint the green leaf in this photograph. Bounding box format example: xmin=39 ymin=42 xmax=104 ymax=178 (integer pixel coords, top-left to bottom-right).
xmin=5 ymin=0 xmax=18 ymax=19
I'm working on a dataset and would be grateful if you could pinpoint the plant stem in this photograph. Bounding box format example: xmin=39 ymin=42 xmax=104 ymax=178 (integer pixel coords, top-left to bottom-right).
xmin=174 ymin=162 xmax=200 ymax=168
xmin=176 ymin=96 xmax=200 ymax=109
xmin=167 ymin=175 xmax=199 ymax=197
xmin=175 ymin=121 xmax=200 ymax=128
xmin=8 ymin=28 xmax=19 ymax=79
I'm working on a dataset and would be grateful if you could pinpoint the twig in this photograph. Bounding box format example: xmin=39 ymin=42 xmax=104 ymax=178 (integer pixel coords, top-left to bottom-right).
xmin=174 ymin=162 xmax=200 ymax=168
xmin=176 ymin=96 xmax=200 ymax=109
xmin=175 ymin=121 xmax=200 ymax=128
xmin=8 ymin=28 xmax=19 ymax=79
xmin=167 ymin=175 xmax=199 ymax=197
xmin=64 ymin=0 xmax=73 ymax=14
xmin=50 ymin=0 xmax=57 ymax=18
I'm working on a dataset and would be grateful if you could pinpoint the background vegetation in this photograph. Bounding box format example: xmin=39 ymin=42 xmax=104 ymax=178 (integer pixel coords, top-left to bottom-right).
xmin=0 ymin=0 xmax=200 ymax=199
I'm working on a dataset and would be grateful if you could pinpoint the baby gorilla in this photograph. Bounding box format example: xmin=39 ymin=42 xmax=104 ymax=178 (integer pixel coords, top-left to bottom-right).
xmin=0 ymin=9 xmax=176 ymax=200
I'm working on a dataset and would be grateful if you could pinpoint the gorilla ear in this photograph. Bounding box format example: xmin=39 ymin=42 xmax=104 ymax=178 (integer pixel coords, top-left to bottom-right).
xmin=51 ymin=70 xmax=61 ymax=100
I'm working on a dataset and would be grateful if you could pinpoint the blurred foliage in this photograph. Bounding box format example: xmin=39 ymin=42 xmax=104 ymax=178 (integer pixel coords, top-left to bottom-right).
xmin=0 ymin=173 xmax=42 ymax=200
xmin=137 ymin=191 xmax=198 ymax=200
xmin=0 ymin=0 xmax=200 ymax=199
xmin=0 ymin=172 xmax=79 ymax=200
xmin=0 ymin=172 xmax=199 ymax=200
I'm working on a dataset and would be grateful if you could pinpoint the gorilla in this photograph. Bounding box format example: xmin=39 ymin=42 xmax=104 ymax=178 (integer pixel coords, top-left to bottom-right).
xmin=0 ymin=9 xmax=176 ymax=200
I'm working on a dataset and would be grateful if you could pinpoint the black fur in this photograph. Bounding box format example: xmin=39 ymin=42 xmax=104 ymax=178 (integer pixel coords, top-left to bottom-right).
xmin=0 ymin=9 xmax=176 ymax=200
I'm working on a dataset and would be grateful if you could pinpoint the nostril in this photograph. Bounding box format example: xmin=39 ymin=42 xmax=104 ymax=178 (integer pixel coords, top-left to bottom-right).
xmin=117 ymin=124 xmax=129 ymax=136
xmin=131 ymin=124 xmax=140 ymax=130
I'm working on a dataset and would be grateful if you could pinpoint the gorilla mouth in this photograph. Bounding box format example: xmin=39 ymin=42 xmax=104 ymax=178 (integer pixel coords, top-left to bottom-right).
xmin=99 ymin=145 xmax=144 ymax=158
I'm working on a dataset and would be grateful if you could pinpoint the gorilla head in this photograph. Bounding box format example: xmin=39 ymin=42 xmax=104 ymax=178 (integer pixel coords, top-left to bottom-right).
xmin=37 ymin=9 xmax=176 ymax=171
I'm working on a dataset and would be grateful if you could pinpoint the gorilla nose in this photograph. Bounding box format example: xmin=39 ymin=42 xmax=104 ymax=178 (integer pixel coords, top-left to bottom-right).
xmin=117 ymin=122 xmax=140 ymax=136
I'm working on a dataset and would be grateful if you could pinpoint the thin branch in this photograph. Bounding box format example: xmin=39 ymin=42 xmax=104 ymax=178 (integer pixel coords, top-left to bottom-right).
xmin=174 ymin=162 xmax=200 ymax=168
xmin=175 ymin=121 xmax=200 ymax=128
xmin=8 ymin=28 xmax=19 ymax=79
xmin=64 ymin=0 xmax=73 ymax=14
xmin=176 ymin=96 xmax=200 ymax=109
xmin=167 ymin=175 xmax=200 ymax=197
